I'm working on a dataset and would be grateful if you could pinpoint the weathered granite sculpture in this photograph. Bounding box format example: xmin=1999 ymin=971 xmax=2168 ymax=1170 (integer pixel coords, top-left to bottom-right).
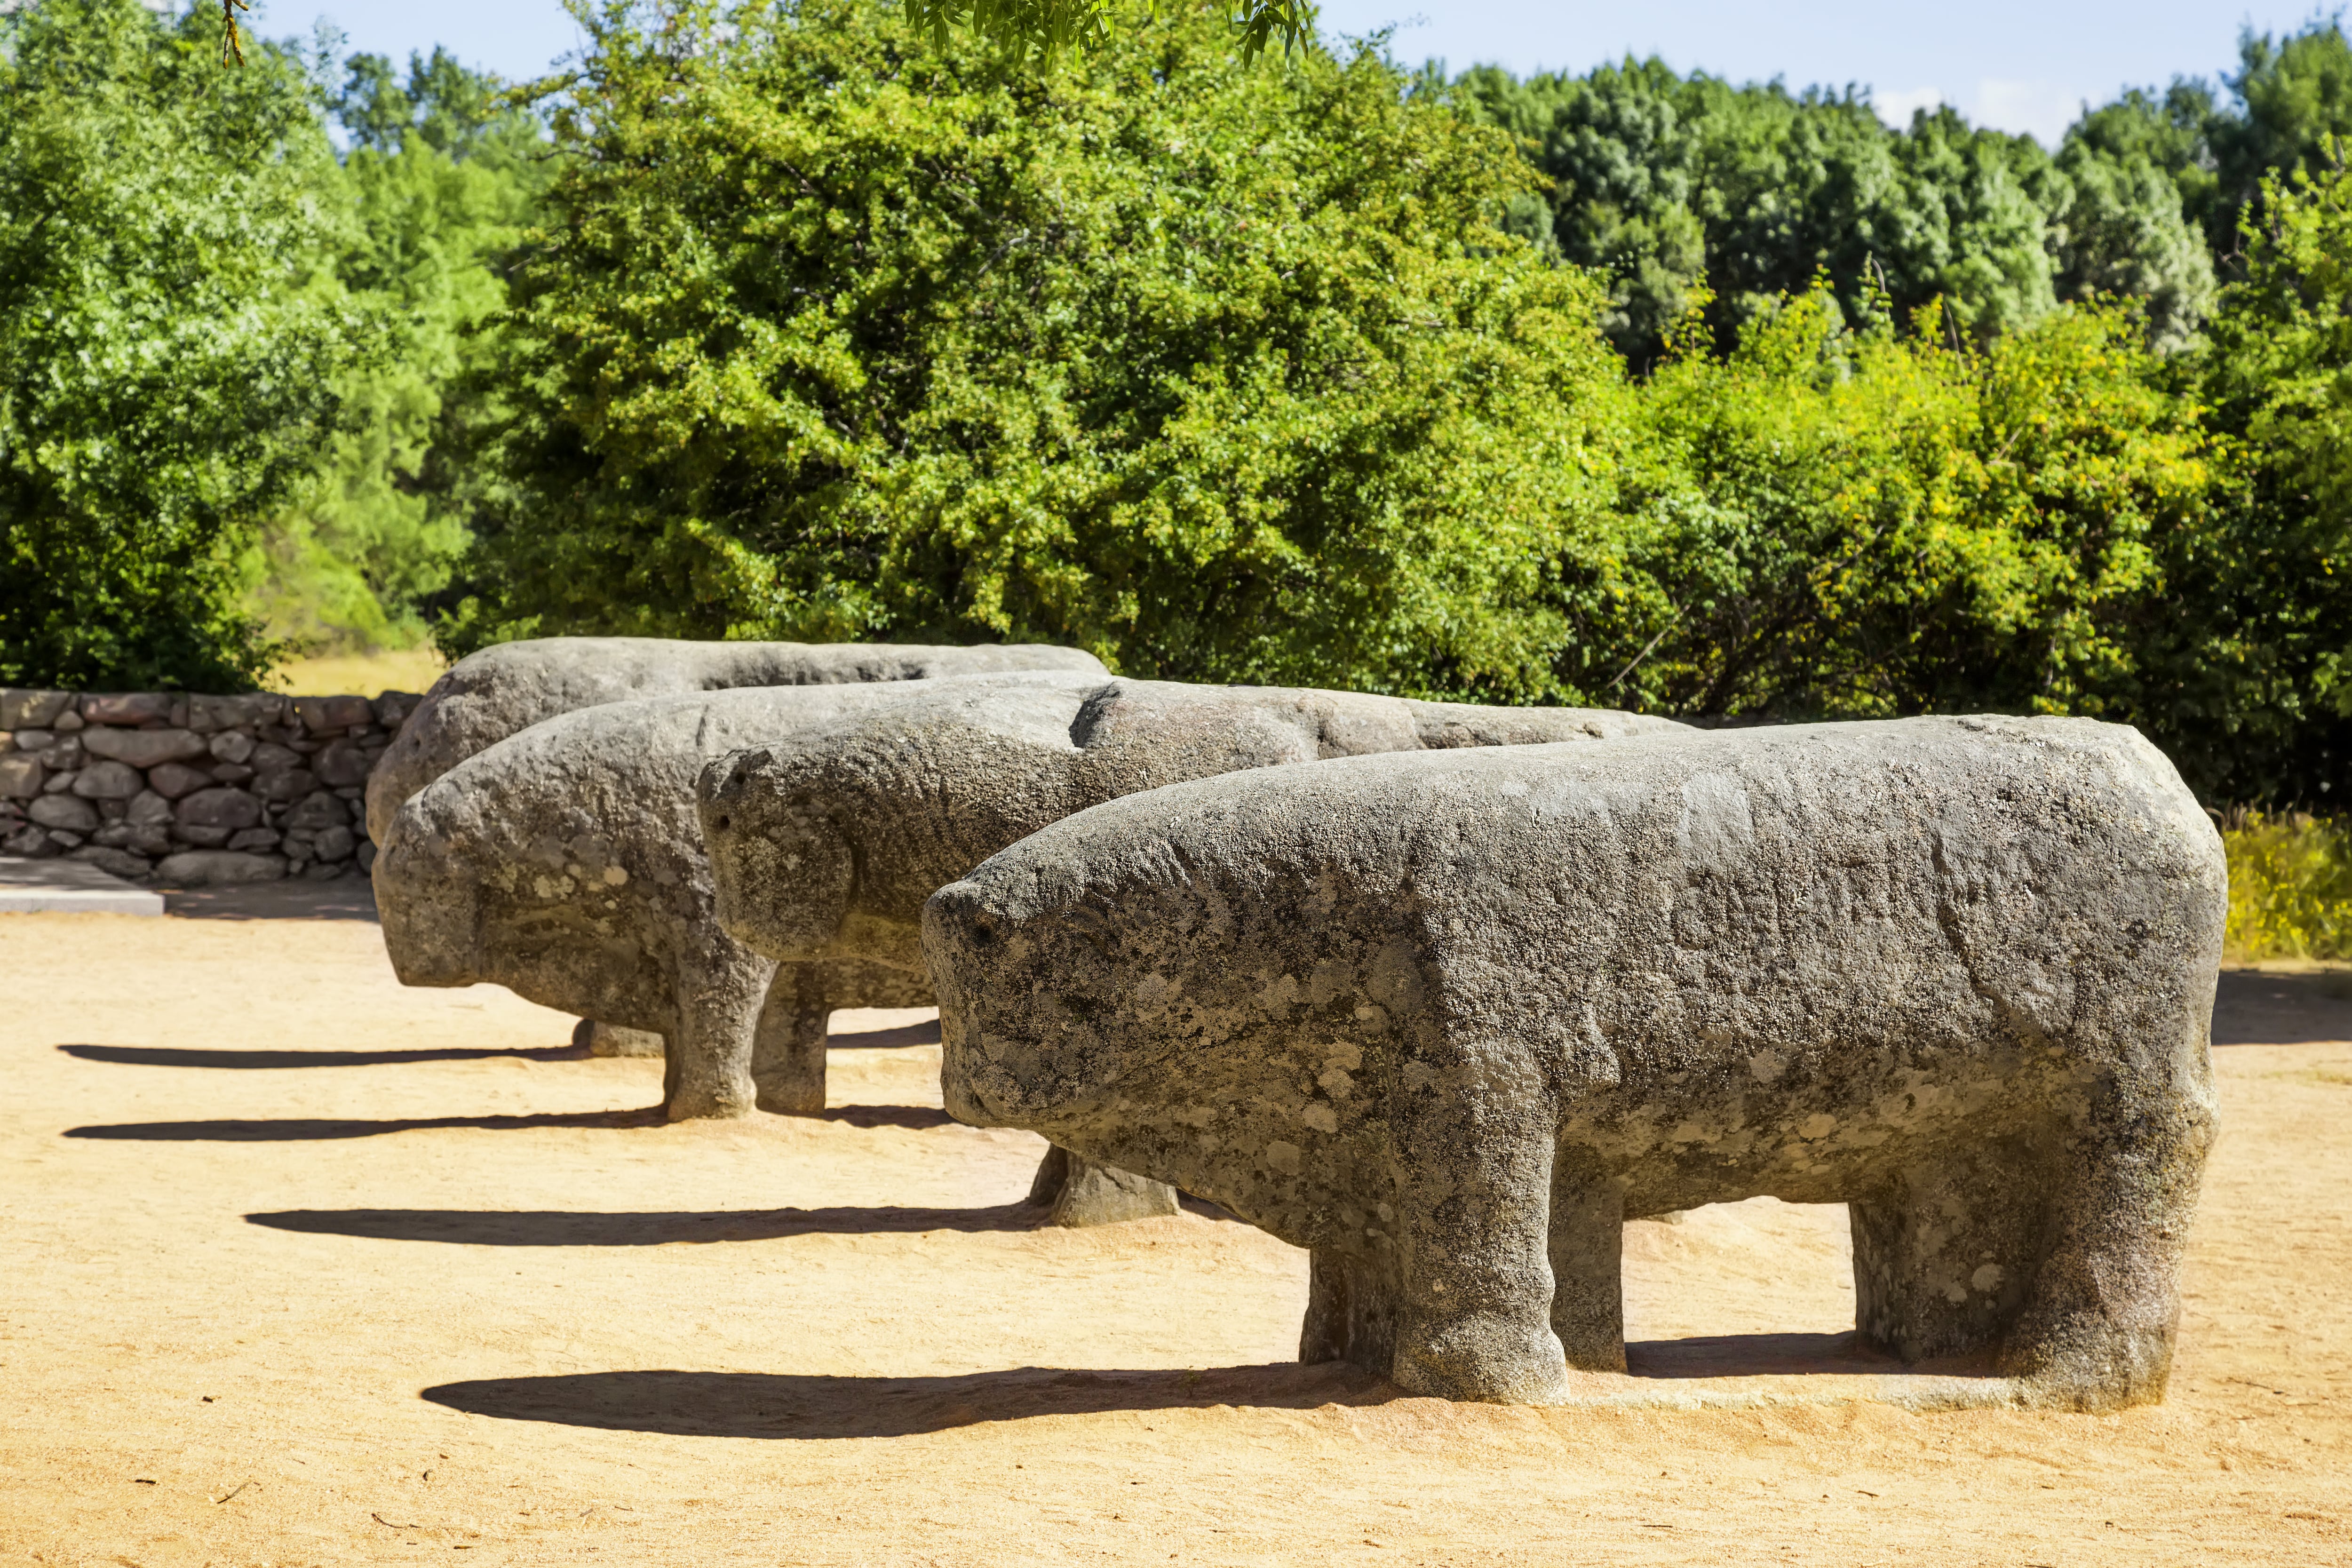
xmin=365 ymin=636 xmax=1102 ymax=1055
xmin=697 ymin=677 xmax=1681 ymax=1219
xmin=364 ymin=637 xmax=1106 ymax=846
xmin=924 ymin=716 xmax=2226 ymax=1409
xmin=376 ymin=676 xmax=1098 ymax=1119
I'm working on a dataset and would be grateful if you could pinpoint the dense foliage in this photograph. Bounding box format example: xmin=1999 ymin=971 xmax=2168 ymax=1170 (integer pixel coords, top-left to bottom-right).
xmin=3 ymin=0 xmax=2348 ymax=820
xmin=442 ymin=0 xmax=1630 ymax=697
xmin=2067 ymin=23 xmax=2352 ymax=264
xmin=1433 ymin=23 xmax=2348 ymax=366
xmin=901 ymin=0 xmax=1311 ymax=66
xmin=0 ymin=0 xmax=376 ymax=689
xmin=2145 ymin=155 xmax=2352 ymax=805
xmin=1438 ymin=63 xmax=2106 ymax=360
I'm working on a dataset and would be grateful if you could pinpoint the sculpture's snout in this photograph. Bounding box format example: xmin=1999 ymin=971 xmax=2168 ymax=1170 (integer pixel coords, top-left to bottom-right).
xmin=925 ymin=878 xmax=1016 ymax=1125
xmin=373 ymin=813 xmax=485 ymax=989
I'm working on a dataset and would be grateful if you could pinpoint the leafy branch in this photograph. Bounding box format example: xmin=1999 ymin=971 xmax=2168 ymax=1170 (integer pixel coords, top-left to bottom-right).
xmin=901 ymin=0 xmax=1314 ymax=65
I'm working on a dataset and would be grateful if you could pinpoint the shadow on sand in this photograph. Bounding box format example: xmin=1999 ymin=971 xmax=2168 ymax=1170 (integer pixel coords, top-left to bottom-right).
xmin=423 ymin=1364 xmax=1393 ymax=1438
xmin=162 ymin=881 xmax=381 ymax=922
xmin=421 ymin=1333 xmax=1996 ymax=1439
xmin=58 ymin=1043 xmax=590 ymax=1070
xmin=2213 ymin=967 xmax=2352 ymax=1045
xmin=64 ymin=1107 xmax=668 ymax=1140
xmin=64 ymin=1101 xmax=955 ymax=1140
xmin=1624 ymin=1330 xmax=1927 ymax=1378
xmin=829 ymin=1019 xmax=941 ymax=1049
xmin=250 ymin=1188 xmax=1238 ymax=1245
xmin=819 ymin=1104 xmax=954 ymax=1129
xmin=248 ymin=1202 xmax=1047 ymax=1243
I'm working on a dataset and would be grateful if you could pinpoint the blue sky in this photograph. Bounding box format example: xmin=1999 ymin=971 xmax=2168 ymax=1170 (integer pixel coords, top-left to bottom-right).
xmin=287 ymin=0 xmax=2340 ymax=145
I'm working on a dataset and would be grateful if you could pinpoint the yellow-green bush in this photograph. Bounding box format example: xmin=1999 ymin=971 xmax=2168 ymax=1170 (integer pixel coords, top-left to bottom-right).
xmin=2223 ymin=814 xmax=2352 ymax=961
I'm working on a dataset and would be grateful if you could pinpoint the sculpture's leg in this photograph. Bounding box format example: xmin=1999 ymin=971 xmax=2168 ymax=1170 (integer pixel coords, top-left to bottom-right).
xmin=1849 ymin=1134 xmax=2051 ymax=1366
xmin=1997 ymin=1072 xmax=2217 ymax=1411
xmin=1388 ymin=1036 xmax=1571 ymax=1404
xmin=661 ymin=949 xmax=773 ymax=1122
xmin=1026 ymin=1145 xmax=1071 ymax=1204
xmin=1024 ymin=1145 xmax=1182 ymax=1226
xmin=1301 ymin=1246 xmax=1402 ymax=1374
xmin=751 ymin=962 xmax=833 ymax=1115
xmin=1547 ymin=1148 xmax=1627 ymax=1373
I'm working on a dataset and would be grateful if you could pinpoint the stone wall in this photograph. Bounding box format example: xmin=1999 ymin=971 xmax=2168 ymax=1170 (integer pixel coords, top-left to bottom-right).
xmin=0 ymin=688 xmax=424 ymax=886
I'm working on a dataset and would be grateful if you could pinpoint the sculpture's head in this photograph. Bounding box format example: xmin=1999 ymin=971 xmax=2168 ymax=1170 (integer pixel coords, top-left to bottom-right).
xmin=362 ymin=636 xmax=712 ymax=846
xmin=923 ymin=775 xmax=1276 ymax=1135
xmin=373 ymin=786 xmax=493 ymax=990
xmin=361 ymin=644 xmax=533 ymax=846
xmin=925 ymin=868 xmax=1149 ymax=1133
xmin=698 ymin=742 xmax=863 ymax=966
xmin=698 ymin=681 xmax=1099 ymax=971
xmin=373 ymin=721 xmax=684 ymax=1032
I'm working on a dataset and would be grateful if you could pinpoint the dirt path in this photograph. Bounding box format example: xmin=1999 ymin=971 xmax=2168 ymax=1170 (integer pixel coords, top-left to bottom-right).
xmin=1 ymin=902 xmax=2347 ymax=1565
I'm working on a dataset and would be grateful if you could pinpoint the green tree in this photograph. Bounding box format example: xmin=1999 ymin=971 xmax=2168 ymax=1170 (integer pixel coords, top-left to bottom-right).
xmin=240 ymin=47 xmax=551 ymax=657
xmin=902 ymin=0 xmax=1309 ymax=64
xmin=2044 ymin=132 xmax=2216 ymax=352
xmin=1441 ymin=62 xmax=2067 ymax=363
xmin=2065 ymin=21 xmax=2351 ymax=273
xmin=1565 ymin=287 xmax=2216 ymax=725
xmin=0 ymin=0 xmax=378 ymax=690
xmin=2136 ymin=155 xmax=2352 ymax=805
xmin=2207 ymin=20 xmax=2352 ymax=261
xmin=443 ymin=0 xmax=1633 ymax=700
xmin=2062 ymin=82 xmax=2222 ymax=246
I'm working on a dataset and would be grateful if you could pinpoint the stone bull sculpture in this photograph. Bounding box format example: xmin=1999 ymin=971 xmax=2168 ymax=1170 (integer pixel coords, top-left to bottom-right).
xmin=924 ymin=716 xmax=2225 ymax=1410
xmin=366 ymin=636 xmax=1103 ymax=1055
xmin=696 ymin=677 xmax=1682 ymax=1220
xmin=376 ymin=676 xmax=1102 ymax=1119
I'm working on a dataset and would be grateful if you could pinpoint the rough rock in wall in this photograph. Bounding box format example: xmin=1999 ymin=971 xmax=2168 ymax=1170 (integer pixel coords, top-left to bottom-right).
xmin=0 ymin=688 xmax=424 ymax=886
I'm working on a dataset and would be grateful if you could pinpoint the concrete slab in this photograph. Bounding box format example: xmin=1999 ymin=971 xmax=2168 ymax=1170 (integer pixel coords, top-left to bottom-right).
xmin=0 ymin=856 xmax=166 ymax=915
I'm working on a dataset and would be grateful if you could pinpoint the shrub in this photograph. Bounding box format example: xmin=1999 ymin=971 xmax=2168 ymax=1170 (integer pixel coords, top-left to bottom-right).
xmin=1557 ymin=286 xmax=2217 ymax=720
xmin=2136 ymin=155 xmax=2352 ymax=807
xmin=2223 ymin=813 xmax=2352 ymax=961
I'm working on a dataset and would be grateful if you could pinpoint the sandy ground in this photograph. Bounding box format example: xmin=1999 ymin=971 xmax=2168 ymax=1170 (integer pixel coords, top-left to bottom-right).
xmin=2 ymin=893 xmax=2349 ymax=1566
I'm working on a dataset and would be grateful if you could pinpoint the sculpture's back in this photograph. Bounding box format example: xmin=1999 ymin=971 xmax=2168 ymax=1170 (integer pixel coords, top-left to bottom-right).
xmin=365 ymin=636 xmax=1105 ymax=846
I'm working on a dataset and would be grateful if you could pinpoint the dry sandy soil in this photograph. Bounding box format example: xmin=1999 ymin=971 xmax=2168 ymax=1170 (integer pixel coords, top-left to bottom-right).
xmin=1 ymin=889 xmax=2348 ymax=1566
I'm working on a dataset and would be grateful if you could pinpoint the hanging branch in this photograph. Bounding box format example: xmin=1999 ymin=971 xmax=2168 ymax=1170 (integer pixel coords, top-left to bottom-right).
xmin=220 ymin=0 xmax=250 ymax=66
